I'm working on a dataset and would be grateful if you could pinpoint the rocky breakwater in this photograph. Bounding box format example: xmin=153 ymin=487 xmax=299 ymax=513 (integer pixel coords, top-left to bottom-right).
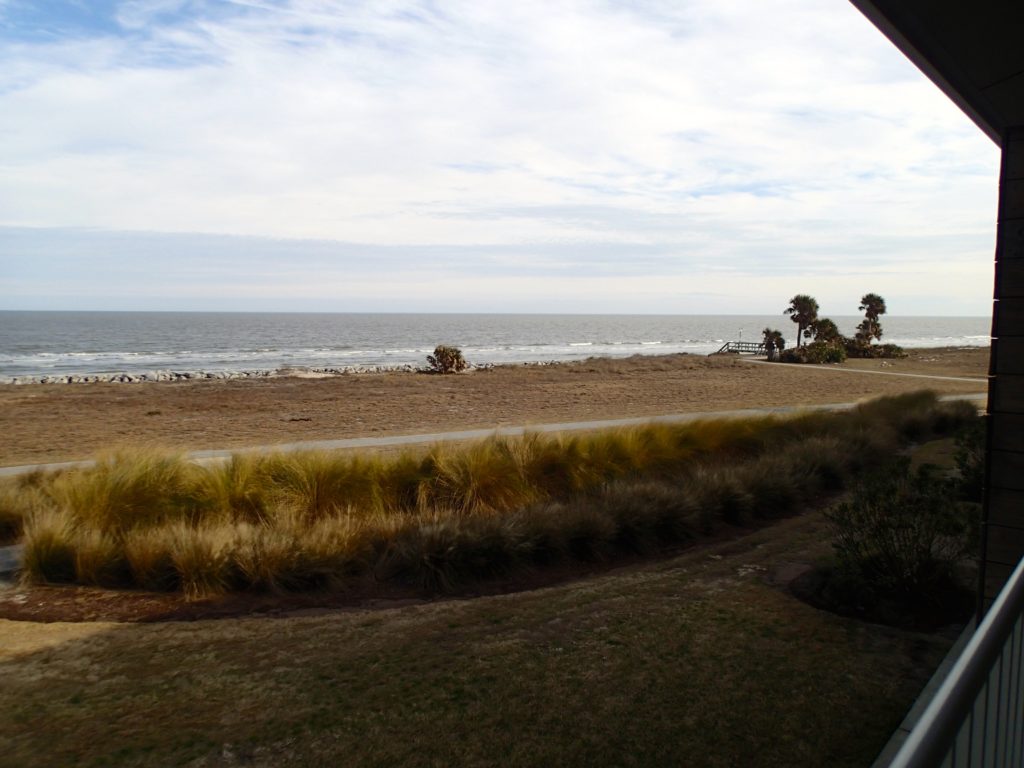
xmin=1 ymin=369 xmax=277 ymax=385
xmin=1 ymin=362 xmax=497 ymax=385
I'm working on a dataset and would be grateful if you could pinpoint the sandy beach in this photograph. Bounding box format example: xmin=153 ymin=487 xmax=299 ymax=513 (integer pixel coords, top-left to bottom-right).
xmin=0 ymin=346 xmax=988 ymax=466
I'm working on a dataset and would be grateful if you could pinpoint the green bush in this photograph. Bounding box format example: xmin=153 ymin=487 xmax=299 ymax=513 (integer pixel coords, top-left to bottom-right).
xmin=780 ymin=340 xmax=846 ymax=364
xmin=426 ymin=345 xmax=467 ymax=374
xmin=954 ymin=416 xmax=985 ymax=502
xmin=844 ymin=340 xmax=906 ymax=359
xmin=825 ymin=458 xmax=973 ymax=608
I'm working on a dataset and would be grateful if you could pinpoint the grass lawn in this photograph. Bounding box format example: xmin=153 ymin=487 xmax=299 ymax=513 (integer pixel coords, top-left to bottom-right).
xmin=0 ymin=508 xmax=955 ymax=768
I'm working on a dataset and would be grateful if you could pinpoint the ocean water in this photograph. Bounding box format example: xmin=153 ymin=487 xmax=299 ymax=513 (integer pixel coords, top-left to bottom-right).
xmin=0 ymin=311 xmax=991 ymax=378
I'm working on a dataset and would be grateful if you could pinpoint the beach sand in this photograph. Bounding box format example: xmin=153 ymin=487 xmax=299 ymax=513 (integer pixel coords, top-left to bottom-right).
xmin=0 ymin=346 xmax=989 ymax=466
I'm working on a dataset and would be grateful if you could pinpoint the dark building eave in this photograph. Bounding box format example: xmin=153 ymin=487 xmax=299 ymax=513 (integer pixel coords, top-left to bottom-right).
xmin=849 ymin=0 xmax=1024 ymax=147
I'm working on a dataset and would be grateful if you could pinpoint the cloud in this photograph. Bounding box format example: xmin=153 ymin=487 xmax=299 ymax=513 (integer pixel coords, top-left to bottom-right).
xmin=0 ymin=0 xmax=1002 ymax=313
xmin=0 ymin=225 xmax=994 ymax=316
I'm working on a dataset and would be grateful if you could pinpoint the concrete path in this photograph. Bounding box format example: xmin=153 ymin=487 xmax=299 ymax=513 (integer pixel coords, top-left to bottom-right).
xmin=0 ymin=392 xmax=987 ymax=479
xmin=741 ymin=358 xmax=987 ymax=384
xmin=0 ymin=544 xmax=23 ymax=584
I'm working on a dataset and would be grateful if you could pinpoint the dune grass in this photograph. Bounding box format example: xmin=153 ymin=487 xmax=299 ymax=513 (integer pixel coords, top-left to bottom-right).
xmin=11 ymin=391 xmax=978 ymax=597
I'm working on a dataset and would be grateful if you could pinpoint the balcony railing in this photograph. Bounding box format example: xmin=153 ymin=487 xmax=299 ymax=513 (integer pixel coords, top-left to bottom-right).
xmin=886 ymin=554 xmax=1024 ymax=767
xmin=712 ymin=341 xmax=765 ymax=355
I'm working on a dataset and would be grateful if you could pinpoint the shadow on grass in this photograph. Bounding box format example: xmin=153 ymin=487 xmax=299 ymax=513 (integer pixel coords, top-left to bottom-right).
xmin=1 ymin=519 xmax=956 ymax=768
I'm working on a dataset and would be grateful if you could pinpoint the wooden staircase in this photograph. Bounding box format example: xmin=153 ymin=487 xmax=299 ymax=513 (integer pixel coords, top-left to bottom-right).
xmin=712 ymin=341 xmax=766 ymax=355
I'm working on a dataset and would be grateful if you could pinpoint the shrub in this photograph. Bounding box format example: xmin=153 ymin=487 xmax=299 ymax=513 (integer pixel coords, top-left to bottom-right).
xmin=825 ymin=458 xmax=973 ymax=607
xmin=49 ymin=450 xmax=203 ymax=532
xmin=11 ymin=393 xmax=980 ymax=597
xmin=953 ymin=415 xmax=985 ymax=502
xmin=811 ymin=340 xmax=846 ymax=363
xmin=21 ymin=511 xmax=78 ymax=584
xmin=426 ymin=345 xmax=467 ymax=374
xmin=851 ymin=391 xmax=976 ymax=445
xmin=876 ymin=343 xmax=907 ymax=358
xmin=198 ymin=455 xmax=271 ymax=524
xmin=123 ymin=526 xmax=180 ymax=591
xmin=168 ymin=523 xmax=235 ymax=600
xmin=780 ymin=339 xmax=846 ymax=364
xmin=844 ymin=339 xmax=906 ymax=359
xmin=0 ymin=480 xmax=48 ymax=544
xmin=74 ymin=529 xmax=130 ymax=587
xmin=419 ymin=438 xmax=537 ymax=514
xmin=263 ymin=451 xmax=382 ymax=521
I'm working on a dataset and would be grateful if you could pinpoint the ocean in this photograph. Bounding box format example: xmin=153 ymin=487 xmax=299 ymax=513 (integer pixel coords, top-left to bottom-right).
xmin=0 ymin=311 xmax=991 ymax=379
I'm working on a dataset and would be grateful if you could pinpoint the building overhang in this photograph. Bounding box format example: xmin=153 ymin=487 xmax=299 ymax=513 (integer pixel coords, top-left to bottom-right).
xmin=849 ymin=0 xmax=1024 ymax=145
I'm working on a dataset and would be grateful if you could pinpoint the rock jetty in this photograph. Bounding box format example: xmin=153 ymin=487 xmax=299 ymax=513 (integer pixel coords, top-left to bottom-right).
xmin=0 ymin=362 xmax=498 ymax=385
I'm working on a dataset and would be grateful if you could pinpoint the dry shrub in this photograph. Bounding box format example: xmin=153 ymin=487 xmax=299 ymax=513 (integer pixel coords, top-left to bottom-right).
xmin=230 ymin=515 xmax=377 ymax=592
xmin=426 ymin=345 xmax=467 ymax=374
xmin=687 ymin=467 xmax=755 ymax=526
xmin=198 ymin=455 xmax=271 ymax=524
xmin=597 ymin=480 xmax=699 ymax=553
xmin=263 ymin=451 xmax=382 ymax=521
xmin=0 ymin=481 xmax=48 ymax=543
xmin=123 ymin=526 xmax=179 ymax=591
xmin=49 ymin=450 xmax=202 ymax=532
xmin=74 ymin=528 xmax=130 ymax=587
xmin=420 ymin=439 xmax=537 ymax=514
xmin=12 ymin=392 xmax=980 ymax=596
xmin=511 ymin=433 xmax=597 ymax=497
xmin=376 ymin=453 xmax=430 ymax=512
xmin=168 ymin=523 xmax=235 ymax=600
xmin=20 ymin=510 xmax=77 ymax=584
xmin=529 ymin=502 xmax=618 ymax=563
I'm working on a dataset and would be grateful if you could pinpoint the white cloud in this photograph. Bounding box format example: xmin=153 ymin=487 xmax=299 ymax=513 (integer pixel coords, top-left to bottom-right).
xmin=0 ymin=0 xmax=1002 ymax=313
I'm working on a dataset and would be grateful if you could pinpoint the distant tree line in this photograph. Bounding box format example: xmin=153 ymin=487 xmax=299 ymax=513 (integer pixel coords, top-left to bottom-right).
xmin=762 ymin=293 xmax=905 ymax=364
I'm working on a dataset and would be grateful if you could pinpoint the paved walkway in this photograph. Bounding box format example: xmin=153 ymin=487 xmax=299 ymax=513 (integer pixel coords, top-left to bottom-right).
xmin=0 ymin=544 xmax=23 ymax=583
xmin=0 ymin=392 xmax=987 ymax=479
xmin=741 ymin=358 xmax=987 ymax=384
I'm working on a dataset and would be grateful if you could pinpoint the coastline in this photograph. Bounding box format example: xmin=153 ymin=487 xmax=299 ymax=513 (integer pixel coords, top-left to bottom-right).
xmin=0 ymin=342 xmax=990 ymax=386
xmin=0 ymin=362 xmax=493 ymax=386
xmin=0 ymin=312 xmax=991 ymax=384
xmin=0 ymin=346 xmax=988 ymax=467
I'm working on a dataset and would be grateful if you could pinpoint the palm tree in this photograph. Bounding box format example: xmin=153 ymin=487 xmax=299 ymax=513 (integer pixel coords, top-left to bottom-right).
xmin=810 ymin=317 xmax=841 ymax=344
xmin=762 ymin=328 xmax=786 ymax=361
xmin=856 ymin=293 xmax=887 ymax=344
xmin=784 ymin=295 xmax=819 ymax=347
xmin=859 ymin=293 xmax=886 ymax=322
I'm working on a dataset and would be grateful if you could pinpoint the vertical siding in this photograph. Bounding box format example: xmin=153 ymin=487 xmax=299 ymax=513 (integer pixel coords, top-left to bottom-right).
xmin=984 ymin=127 xmax=1024 ymax=608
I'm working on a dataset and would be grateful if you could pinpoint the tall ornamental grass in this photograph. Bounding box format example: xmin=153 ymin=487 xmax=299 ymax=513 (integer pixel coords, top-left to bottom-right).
xmin=12 ymin=391 xmax=977 ymax=597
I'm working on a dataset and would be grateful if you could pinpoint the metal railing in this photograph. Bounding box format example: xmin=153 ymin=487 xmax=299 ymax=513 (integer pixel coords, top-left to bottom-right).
xmin=887 ymin=554 xmax=1024 ymax=767
xmin=712 ymin=341 xmax=766 ymax=355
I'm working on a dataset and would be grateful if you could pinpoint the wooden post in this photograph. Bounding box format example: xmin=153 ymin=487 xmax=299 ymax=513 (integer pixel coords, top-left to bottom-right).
xmin=981 ymin=126 xmax=1024 ymax=612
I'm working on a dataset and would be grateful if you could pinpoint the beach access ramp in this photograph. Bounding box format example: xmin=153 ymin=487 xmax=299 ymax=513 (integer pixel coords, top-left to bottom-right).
xmin=712 ymin=341 xmax=766 ymax=355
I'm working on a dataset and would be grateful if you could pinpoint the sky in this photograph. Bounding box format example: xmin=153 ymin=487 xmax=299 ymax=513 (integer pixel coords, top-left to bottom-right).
xmin=0 ymin=0 xmax=1003 ymax=316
